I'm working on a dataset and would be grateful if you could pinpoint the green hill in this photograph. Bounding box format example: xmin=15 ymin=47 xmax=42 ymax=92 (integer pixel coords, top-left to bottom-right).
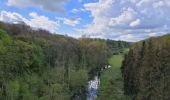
xmin=0 ymin=22 xmax=130 ymax=100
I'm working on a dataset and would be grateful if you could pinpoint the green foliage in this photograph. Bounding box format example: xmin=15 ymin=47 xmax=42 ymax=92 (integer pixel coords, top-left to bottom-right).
xmin=69 ymin=69 xmax=88 ymax=89
xmin=0 ymin=29 xmax=11 ymax=44
xmin=0 ymin=29 xmax=11 ymax=54
xmin=0 ymin=22 xmax=130 ymax=100
xmin=6 ymin=80 xmax=20 ymax=100
xmin=97 ymin=55 xmax=131 ymax=100
xmin=122 ymin=34 xmax=170 ymax=100
xmin=106 ymin=40 xmax=131 ymax=55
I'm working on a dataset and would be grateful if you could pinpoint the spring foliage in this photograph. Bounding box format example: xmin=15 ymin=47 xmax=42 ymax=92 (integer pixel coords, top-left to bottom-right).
xmin=122 ymin=34 xmax=170 ymax=100
xmin=0 ymin=22 xmax=130 ymax=100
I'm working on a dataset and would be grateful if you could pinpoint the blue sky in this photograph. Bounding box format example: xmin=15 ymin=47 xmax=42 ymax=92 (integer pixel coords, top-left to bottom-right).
xmin=0 ymin=0 xmax=170 ymax=41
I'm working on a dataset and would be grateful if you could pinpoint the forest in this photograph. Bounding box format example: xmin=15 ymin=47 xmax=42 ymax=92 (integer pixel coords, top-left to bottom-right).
xmin=2 ymin=21 xmax=169 ymax=100
xmin=1 ymin=0 xmax=170 ymax=99
xmin=0 ymin=22 xmax=130 ymax=100
xmin=122 ymin=34 xmax=170 ymax=100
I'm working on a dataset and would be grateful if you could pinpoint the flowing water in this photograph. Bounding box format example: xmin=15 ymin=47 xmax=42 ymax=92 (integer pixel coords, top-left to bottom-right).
xmin=87 ymin=76 xmax=100 ymax=100
xmin=87 ymin=65 xmax=111 ymax=100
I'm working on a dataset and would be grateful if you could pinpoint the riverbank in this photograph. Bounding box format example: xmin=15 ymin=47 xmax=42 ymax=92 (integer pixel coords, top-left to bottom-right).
xmin=97 ymin=55 xmax=131 ymax=100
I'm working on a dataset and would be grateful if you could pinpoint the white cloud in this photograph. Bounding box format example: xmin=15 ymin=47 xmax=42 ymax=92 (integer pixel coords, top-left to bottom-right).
xmin=109 ymin=7 xmax=136 ymax=26
xmin=148 ymin=32 xmax=157 ymax=37
xmin=71 ymin=9 xmax=79 ymax=13
xmin=63 ymin=17 xmax=81 ymax=26
xmin=115 ymin=33 xmax=149 ymax=42
xmin=152 ymin=1 xmax=164 ymax=8
xmin=80 ymin=0 xmax=114 ymax=35
xmin=130 ymin=19 xmax=141 ymax=27
xmin=0 ymin=11 xmax=26 ymax=24
xmin=78 ymin=0 xmax=170 ymax=41
xmin=27 ymin=12 xmax=59 ymax=32
xmin=117 ymin=34 xmax=135 ymax=41
xmin=0 ymin=11 xmax=59 ymax=33
xmin=136 ymin=0 xmax=150 ymax=7
xmin=71 ymin=8 xmax=86 ymax=13
xmin=56 ymin=17 xmax=81 ymax=26
xmin=3 ymin=0 xmax=170 ymax=41
xmin=7 ymin=0 xmax=68 ymax=13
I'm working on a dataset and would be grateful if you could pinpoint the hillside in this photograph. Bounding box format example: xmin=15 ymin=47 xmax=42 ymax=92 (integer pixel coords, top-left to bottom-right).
xmin=122 ymin=34 xmax=170 ymax=100
xmin=1 ymin=0 xmax=170 ymax=100
xmin=0 ymin=22 xmax=130 ymax=100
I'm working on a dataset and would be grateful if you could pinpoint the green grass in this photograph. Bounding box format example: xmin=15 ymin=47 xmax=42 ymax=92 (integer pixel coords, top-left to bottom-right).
xmin=108 ymin=55 xmax=123 ymax=68
xmin=97 ymin=55 xmax=131 ymax=100
xmin=123 ymin=48 xmax=129 ymax=54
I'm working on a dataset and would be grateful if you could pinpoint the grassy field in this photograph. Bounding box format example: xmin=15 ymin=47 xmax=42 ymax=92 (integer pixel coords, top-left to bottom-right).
xmin=123 ymin=48 xmax=130 ymax=54
xmin=97 ymin=55 xmax=131 ymax=100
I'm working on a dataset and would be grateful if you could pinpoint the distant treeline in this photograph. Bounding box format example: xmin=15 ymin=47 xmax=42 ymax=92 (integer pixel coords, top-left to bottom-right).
xmin=106 ymin=39 xmax=131 ymax=55
xmin=122 ymin=35 xmax=170 ymax=100
xmin=0 ymin=21 xmax=130 ymax=100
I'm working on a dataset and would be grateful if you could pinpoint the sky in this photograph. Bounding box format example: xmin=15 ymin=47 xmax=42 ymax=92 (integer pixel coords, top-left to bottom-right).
xmin=0 ymin=0 xmax=170 ymax=41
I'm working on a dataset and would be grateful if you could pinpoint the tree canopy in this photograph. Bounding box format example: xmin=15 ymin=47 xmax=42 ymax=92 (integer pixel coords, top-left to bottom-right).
xmin=0 ymin=22 xmax=130 ymax=100
xmin=122 ymin=34 xmax=170 ymax=100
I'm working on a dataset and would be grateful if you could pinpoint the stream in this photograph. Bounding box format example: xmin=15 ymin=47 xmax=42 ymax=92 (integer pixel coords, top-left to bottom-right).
xmin=87 ymin=76 xmax=100 ymax=100
xmin=87 ymin=65 xmax=111 ymax=100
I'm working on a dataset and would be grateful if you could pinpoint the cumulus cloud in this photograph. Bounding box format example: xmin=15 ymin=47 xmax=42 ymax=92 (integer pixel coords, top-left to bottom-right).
xmin=71 ymin=8 xmax=86 ymax=13
xmin=27 ymin=12 xmax=59 ymax=32
xmin=56 ymin=17 xmax=81 ymax=26
xmin=130 ymin=19 xmax=141 ymax=27
xmin=0 ymin=11 xmax=26 ymax=24
xmin=79 ymin=0 xmax=170 ymax=41
xmin=71 ymin=9 xmax=79 ymax=13
xmin=63 ymin=17 xmax=81 ymax=26
xmin=7 ymin=0 xmax=68 ymax=13
xmin=117 ymin=34 xmax=136 ymax=41
xmin=148 ymin=32 xmax=157 ymax=37
xmin=0 ymin=11 xmax=59 ymax=33
xmin=109 ymin=7 xmax=136 ymax=26
xmin=152 ymin=1 xmax=164 ymax=8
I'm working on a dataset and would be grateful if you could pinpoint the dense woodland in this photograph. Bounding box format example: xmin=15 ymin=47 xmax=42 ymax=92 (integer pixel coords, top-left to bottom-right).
xmin=122 ymin=35 xmax=170 ymax=100
xmin=0 ymin=21 xmax=130 ymax=100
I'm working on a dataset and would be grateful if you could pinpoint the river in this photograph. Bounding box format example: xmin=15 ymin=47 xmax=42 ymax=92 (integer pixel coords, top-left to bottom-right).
xmin=87 ymin=76 xmax=100 ymax=100
xmin=87 ymin=65 xmax=111 ymax=100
